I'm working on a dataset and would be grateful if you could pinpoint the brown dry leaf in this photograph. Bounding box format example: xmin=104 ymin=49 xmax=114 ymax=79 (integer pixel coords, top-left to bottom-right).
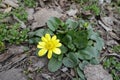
xmin=11 ymin=53 xmax=27 ymax=64
xmin=66 ymin=9 xmax=78 ymax=17
xmin=106 ymin=40 xmax=118 ymax=46
xmin=82 ymin=10 xmax=92 ymax=16
xmin=0 ymin=3 xmax=7 ymax=8
xmin=98 ymin=20 xmax=112 ymax=32
xmin=39 ymin=0 xmax=45 ymax=7
xmin=41 ymin=73 xmax=51 ymax=79
xmin=101 ymin=17 xmax=114 ymax=26
xmin=36 ymin=74 xmax=44 ymax=80
xmin=70 ymin=69 xmax=75 ymax=77
xmin=59 ymin=0 xmax=67 ymax=7
xmin=4 ymin=7 xmax=12 ymax=13
xmin=2 ymin=0 xmax=19 ymax=8
xmin=109 ymin=31 xmax=120 ymax=40
xmin=105 ymin=0 xmax=111 ymax=3
xmin=0 ymin=53 xmax=12 ymax=62
xmin=98 ymin=0 xmax=104 ymax=5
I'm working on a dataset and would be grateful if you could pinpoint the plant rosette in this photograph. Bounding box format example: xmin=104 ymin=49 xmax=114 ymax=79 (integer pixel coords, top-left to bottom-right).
xmin=35 ymin=17 xmax=104 ymax=79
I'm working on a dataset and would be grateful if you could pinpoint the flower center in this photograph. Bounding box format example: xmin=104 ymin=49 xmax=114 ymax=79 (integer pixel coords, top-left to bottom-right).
xmin=45 ymin=41 xmax=55 ymax=50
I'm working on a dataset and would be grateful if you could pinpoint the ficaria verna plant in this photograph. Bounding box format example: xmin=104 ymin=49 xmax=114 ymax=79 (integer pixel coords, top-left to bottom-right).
xmin=34 ymin=17 xmax=104 ymax=80
xmin=37 ymin=34 xmax=62 ymax=59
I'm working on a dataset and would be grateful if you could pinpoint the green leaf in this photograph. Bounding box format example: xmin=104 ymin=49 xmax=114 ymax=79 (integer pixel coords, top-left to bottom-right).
xmin=63 ymin=57 xmax=75 ymax=68
xmin=94 ymin=37 xmax=104 ymax=51
xmin=63 ymin=52 xmax=78 ymax=68
xmin=60 ymin=45 xmax=68 ymax=54
xmin=62 ymin=34 xmax=72 ymax=44
xmin=72 ymin=78 xmax=81 ymax=80
xmin=116 ymin=63 xmax=120 ymax=70
xmin=58 ymin=54 xmax=63 ymax=61
xmin=79 ymin=61 xmax=89 ymax=70
xmin=68 ymin=52 xmax=79 ymax=64
xmin=76 ymin=51 xmax=91 ymax=60
xmin=35 ymin=29 xmax=53 ymax=37
xmin=72 ymin=30 xmax=88 ymax=49
xmin=112 ymin=45 xmax=120 ymax=53
xmin=35 ymin=29 xmax=45 ymax=37
xmin=77 ymin=67 xmax=86 ymax=80
xmin=47 ymin=20 xmax=56 ymax=31
xmin=48 ymin=57 xmax=62 ymax=72
xmin=90 ymin=57 xmax=100 ymax=64
xmin=77 ymin=46 xmax=99 ymax=60
xmin=29 ymin=37 xmax=39 ymax=44
xmin=62 ymin=34 xmax=75 ymax=51
xmin=47 ymin=17 xmax=64 ymax=31
xmin=66 ymin=19 xmax=78 ymax=29
xmin=88 ymin=29 xmax=104 ymax=51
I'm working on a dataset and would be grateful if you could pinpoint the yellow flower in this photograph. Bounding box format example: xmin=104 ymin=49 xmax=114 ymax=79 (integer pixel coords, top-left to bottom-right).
xmin=37 ymin=33 xmax=62 ymax=59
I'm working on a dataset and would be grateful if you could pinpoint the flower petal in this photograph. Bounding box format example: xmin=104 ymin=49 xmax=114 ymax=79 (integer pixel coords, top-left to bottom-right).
xmin=47 ymin=50 xmax=52 ymax=59
xmin=38 ymin=48 xmax=47 ymax=56
xmin=52 ymin=35 xmax=57 ymax=40
xmin=37 ymin=45 xmax=43 ymax=48
xmin=45 ymin=34 xmax=51 ymax=40
xmin=37 ymin=42 xmax=45 ymax=48
xmin=53 ymin=48 xmax=61 ymax=54
xmin=56 ymin=39 xmax=60 ymax=43
xmin=56 ymin=43 xmax=62 ymax=47
xmin=42 ymin=37 xmax=47 ymax=42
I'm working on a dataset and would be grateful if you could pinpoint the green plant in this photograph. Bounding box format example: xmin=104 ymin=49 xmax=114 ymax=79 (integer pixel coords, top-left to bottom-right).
xmin=103 ymin=57 xmax=120 ymax=80
xmin=74 ymin=0 xmax=88 ymax=4
xmin=12 ymin=7 xmax=28 ymax=22
xmin=0 ymin=41 xmax=5 ymax=52
xmin=23 ymin=0 xmax=36 ymax=8
xmin=112 ymin=45 xmax=120 ymax=53
xmin=0 ymin=23 xmax=29 ymax=44
xmin=0 ymin=12 xmax=10 ymax=20
xmin=74 ymin=0 xmax=100 ymax=15
xmin=33 ymin=17 xmax=104 ymax=79
xmin=84 ymin=4 xmax=100 ymax=15
xmin=111 ymin=0 xmax=120 ymax=6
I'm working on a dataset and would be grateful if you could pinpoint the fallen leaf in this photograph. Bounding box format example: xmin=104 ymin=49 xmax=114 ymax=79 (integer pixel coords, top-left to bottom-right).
xmin=59 ymin=0 xmax=67 ymax=7
xmin=106 ymin=40 xmax=118 ymax=46
xmin=98 ymin=20 xmax=112 ymax=32
xmin=0 ymin=3 xmax=7 ymax=8
xmin=11 ymin=53 xmax=27 ymax=64
xmin=0 ymin=53 xmax=12 ymax=63
xmin=39 ymin=0 xmax=45 ymax=7
xmin=109 ymin=31 xmax=120 ymax=40
xmin=3 ymin=0 xmax=19 ymax=8
xmin=4 ymin=7 xmax=12 ymax=13
xmin=41 ymin=73 xmax=51 ymax=79
xmin=66 ymin=9 xmax=78 ymax=16
xmin=101 ymin=17 xmax=113 ymax=28
xmin=105 ymin=0 xmax=111 ymax=3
